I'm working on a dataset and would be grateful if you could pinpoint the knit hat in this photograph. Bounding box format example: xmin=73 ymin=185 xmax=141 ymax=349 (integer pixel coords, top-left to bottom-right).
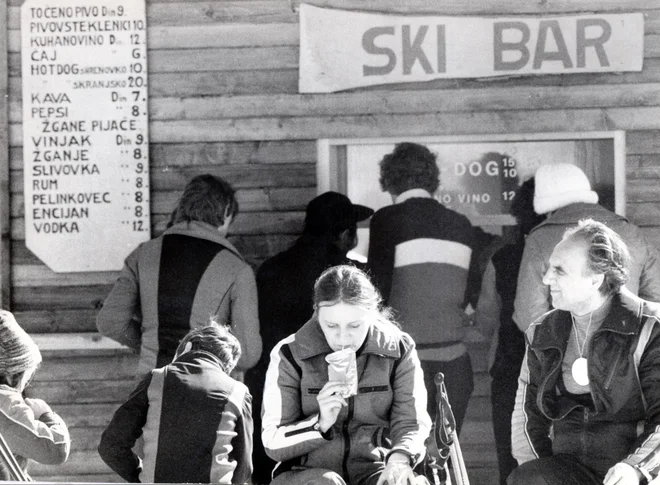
xmin=0 ymin=310 xmax=41 ymax=377
xmin=533 ymin=164 xmax=599 ymax=215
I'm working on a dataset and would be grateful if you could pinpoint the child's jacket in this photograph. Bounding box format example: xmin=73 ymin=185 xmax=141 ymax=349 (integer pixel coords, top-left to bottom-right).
xmin=99 ymin=350 xmax=253 ymax=483
xmin=0 ymin=385 xmax=70 ymax=480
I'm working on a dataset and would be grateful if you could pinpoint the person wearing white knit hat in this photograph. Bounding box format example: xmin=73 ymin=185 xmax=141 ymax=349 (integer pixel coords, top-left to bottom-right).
xmin=513 ymin=163 xmax=660 ymax=332
xmin=533 ymin=164 xmax=599 ymax=215
xmin=0 ymin=310 xmax=70 ymax=479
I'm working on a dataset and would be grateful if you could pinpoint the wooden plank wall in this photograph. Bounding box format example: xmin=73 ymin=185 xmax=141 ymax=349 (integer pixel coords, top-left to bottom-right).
xmin=4 ymin=0 xmax=660 ymax=482
xmin=0 ymin=0 xmax=9 ymax=310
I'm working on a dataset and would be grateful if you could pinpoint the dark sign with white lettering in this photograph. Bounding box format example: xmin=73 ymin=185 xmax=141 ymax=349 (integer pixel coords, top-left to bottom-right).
xmin=22 ymin=0 xmax=149 ymax=272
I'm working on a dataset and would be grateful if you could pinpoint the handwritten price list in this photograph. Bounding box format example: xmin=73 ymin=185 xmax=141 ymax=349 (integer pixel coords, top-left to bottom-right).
xmin=21 ymin=0 xmax=150 ymax=272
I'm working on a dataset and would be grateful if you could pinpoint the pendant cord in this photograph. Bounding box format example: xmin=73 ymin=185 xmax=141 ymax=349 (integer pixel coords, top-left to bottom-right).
xmin=571 ymin=311 xmax=594 ymax=358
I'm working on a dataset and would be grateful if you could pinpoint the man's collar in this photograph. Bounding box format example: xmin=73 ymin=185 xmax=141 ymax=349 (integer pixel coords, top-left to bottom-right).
xmin=394 ymin=189 xmax=433 ymax=204
xmin=164 ymin=221 xmax=244 ymax=260
xmin=531 ymin=292 xmax=643 ymax=349
xmin=531 ymin=203 xmax=626 ymax=232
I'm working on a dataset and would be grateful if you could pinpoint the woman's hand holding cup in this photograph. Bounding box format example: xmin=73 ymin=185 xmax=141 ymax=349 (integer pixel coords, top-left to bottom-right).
xmin=317 ymin=381 xmax=349 ymax=432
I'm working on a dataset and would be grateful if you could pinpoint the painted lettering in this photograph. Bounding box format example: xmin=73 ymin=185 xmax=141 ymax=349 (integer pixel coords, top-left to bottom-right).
xmin=577 ymin=18 xmax=611 ymax=67
xmin=533 ymin=20 xmax=573 ymax=69
xmin=402 ymin=25 xmax=433 ymax=75
xmin=362 ymin=27 xmax=396 ymax=76
xmin=362 ymin=24 xmax=446 ymax=77
xmin=493 ymin=21 xmax=530 ymax=71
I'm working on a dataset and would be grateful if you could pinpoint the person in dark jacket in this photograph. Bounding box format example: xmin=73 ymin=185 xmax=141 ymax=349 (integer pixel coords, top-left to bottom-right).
xmin=366 ymin=142 xmax=482 ymax=435
xmin=98 ymin=325 xmax=253 ymax=484
xmin=246 ymin=191 xmax=373 ymax=484
xmin=97 ymin=174 xmax=262 ymax=376
xmin=262 ymin=265 xmax=431 ymax=485
xmin=510 ymin=219 xmax=660 ymax=485
xmin=476 ymin=178 xmax=546 ymax=484
xmin=513 ymin=163 xmax=660 ymax=332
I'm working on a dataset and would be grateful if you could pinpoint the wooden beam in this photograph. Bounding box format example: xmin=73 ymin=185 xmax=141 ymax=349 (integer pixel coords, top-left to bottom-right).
xmin=289 ymin=0 xmax=660 ymax=14
xmin=0 ymin=0 xmax=9 ymax=309
xmin=10 ymin=211 xmax=306 ymax=241
xmin=9 ymin=163 xmax=316 ymax=193
xmin=10 ymin=140 xmax=317 ymax=169
xmin=9 ymin=83 xmax=660 ymax=123
xmin=10 ymin=187 xmax=317 ymax=213
xmin=133 ymin=107 xmax=660 ymax=143
xmin=9 ymin=58 xmax=660 ymax=99
xmin=12 ymin=308 xmax=99 ymax=333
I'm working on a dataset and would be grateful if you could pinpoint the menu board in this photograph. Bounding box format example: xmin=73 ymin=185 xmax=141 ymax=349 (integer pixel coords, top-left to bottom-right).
xmin=21 ymin=0 xmax=150 ymax=272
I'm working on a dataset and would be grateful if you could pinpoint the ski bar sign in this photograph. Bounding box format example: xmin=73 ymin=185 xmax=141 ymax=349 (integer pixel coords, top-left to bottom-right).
xmin=299 ymin=4 xmax=644 ymax=93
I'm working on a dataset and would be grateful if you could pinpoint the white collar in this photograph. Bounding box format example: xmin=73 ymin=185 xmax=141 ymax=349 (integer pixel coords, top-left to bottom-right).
xmin=394 ymin=189 xmax=433 ymax=204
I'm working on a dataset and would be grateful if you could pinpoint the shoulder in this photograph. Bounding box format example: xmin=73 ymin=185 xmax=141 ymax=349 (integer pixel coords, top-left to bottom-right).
xmin=639 ymin=298 xmax=660 ymax=323
xmin=371 ymin=204 xmax=398 ymax=223
xmin=370 ymin=320 xmax=413 ymax=356
xmin=440 ymin=204 xmax=473 ymax=225
xmin=124 ymin=238 xmax=153 ymax=263
xmin=397 ymin=331 xmax=417 ymax=353
xmin=230 ymin=379 xmax=251 ymax=404
xmin=618 ymin=287 xmax=660 ymax=321
xmin=0 ymin=388 xmax=34 ymax=426
xmin=257 ymin=248 xmax=293 ymax=279
xmin=525 ymin=308 xmax=560 ymax=343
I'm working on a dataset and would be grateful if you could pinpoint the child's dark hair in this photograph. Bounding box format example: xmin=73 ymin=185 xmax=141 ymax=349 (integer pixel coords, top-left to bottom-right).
xmin=169 ymin=174 xmax=239 ymax=228
xmin=175 ymin=324 xmax=241 ymax=374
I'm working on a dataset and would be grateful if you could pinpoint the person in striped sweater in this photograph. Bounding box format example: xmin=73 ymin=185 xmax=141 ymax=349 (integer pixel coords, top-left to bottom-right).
xmin=366 ymin=142 xmax=483 ymax=434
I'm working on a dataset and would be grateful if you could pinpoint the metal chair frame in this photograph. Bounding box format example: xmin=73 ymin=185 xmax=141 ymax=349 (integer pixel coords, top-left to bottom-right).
xmin=425 ymin=373 xmax=470 ymax=485
xmin=0 ymin=431 xmax=31 ymax=481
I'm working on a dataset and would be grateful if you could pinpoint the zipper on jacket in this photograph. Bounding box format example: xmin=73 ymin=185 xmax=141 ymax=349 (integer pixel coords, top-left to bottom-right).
xmin=342 ymin=397 xmax=355 ymax=481
xmin=537 ymin=347 xmax=563 ymax=417
xmin=604 ymin=350 xmax=622 ymax=391
xmin=582 ymin=407 xmax=589 ymax=462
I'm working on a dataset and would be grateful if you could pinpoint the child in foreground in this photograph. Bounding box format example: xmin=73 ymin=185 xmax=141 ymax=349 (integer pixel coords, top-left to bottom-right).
xmin=99 ymin=324 xmax=253 ymax=483
xmin=0 ymin=310 xmax=70 ymax=480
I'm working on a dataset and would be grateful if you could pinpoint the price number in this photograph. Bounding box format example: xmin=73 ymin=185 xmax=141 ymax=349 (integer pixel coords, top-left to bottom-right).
xmin=131 ymin=142 xmax=149 ymax=231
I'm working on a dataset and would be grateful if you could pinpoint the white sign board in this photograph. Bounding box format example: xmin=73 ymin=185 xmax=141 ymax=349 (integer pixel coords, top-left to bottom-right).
xmin=22 ymin=0 xmax=150 ymax=272
xmin=300 ymin=5 xmax=644 ymax=93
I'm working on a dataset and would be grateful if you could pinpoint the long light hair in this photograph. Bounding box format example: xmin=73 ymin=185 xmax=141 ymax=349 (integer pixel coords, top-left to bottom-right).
xmin=313 ymin=265 xmax=399 ymax=329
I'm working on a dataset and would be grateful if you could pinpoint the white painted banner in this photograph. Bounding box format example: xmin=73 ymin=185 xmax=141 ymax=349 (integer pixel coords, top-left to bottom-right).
xmin=299 ymin=4 xmax=644 ymax=93
xmin=22 ymin=0 xmax=150 ymax=272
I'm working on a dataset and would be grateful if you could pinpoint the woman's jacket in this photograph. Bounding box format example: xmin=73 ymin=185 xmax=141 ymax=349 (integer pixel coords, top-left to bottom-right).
xmin=262 ymin=317 xmax=431 ymax=485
